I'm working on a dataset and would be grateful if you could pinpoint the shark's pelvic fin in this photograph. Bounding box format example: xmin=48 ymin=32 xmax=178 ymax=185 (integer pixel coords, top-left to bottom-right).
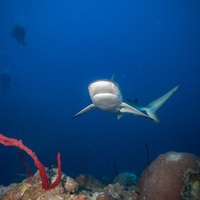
xmin=119 ymin=102 xmax=151 ymax=119
xmin=72 ymin=104 xmax=96 ymax=119
xmin=144 ymin=85 xmax=179 ymax=123
xmin=117 ymin=114 xmax=123 ymax=119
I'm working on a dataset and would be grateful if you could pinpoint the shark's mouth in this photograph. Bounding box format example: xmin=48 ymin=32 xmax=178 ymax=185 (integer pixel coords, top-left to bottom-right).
xmin=92 ymin=93 xmax=118 ymax=100
xmin=92 ymin=93 xmax=122 ymax=109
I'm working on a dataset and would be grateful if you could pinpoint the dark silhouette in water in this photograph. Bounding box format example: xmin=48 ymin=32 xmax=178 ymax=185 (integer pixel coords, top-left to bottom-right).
xmin=0 ymin=68 xmax=11 ymax=89
xmin=11 ymin=24 xmax=26 ymax=45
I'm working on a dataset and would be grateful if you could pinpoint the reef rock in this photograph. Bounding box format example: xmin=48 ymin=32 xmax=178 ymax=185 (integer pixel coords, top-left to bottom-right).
xmin=76 ymin=174 xmax=105 ymax=190
xmin=136 ymin=151 xmax=200 ymax=200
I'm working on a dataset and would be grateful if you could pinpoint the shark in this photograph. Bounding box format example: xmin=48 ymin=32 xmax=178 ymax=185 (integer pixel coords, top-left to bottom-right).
xmin=73 ymin=78 xmax=179 ymax=123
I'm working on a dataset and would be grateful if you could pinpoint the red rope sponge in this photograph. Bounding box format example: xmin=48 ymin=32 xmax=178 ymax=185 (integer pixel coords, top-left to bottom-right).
xmin=0 ymin=133 xmax=62 ymax=190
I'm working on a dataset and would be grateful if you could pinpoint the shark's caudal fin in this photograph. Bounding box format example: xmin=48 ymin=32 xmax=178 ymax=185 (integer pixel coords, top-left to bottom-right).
xmin=144 ymin=85 xmax=179 ymax=123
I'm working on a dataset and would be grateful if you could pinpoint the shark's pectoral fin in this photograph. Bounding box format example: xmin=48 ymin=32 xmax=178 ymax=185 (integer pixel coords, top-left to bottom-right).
xmin=120 ymin=102 xmax=151 ymax=119
xmin=72 ymin=104 xmax=96 ymax=119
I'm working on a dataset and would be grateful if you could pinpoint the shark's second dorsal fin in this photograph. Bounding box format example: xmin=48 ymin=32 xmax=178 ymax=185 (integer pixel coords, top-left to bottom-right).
xmin=125 ymin=98 xmax=138 ymax=105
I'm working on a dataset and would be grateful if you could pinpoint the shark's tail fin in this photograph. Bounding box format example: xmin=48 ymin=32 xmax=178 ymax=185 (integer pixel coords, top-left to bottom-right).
xmin=144 ymin=85 xmax=179 ymax=123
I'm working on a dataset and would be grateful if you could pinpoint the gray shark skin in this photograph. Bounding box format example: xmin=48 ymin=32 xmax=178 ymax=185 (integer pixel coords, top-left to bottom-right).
xmin=73 ymin=79 xmax=179 ymax=122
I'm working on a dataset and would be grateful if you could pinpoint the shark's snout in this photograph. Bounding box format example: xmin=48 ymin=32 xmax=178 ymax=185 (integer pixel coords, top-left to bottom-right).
xmin=87 ymin=80 xmax=122 ymax=110
xmin=88 ymin=80 xmax=120 ymax=97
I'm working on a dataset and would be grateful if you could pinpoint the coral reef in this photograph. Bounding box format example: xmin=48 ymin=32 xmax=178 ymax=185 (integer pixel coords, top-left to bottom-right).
xmin=0 ymin=185 xmax=9 ymax=198
xmin=0 ymin=171 xmax=139 ymax=200
xmin=2 ymin=151 xmax=200 ymax=199
xmin=0 ymin=170 xmax=77 ymax=200
xmin=64 ymin=176 xmax=78 ymax=194
xmin=1 ymin=133 xmax=199 ymax=199
xmin=136 ymin=151 xmax=200 ymax=200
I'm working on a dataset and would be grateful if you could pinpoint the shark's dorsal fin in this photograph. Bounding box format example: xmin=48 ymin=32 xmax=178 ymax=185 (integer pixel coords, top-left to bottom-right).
xmin=72 ymin=104 xmax=96 ymax=119
xmin=111 ymin=73 xmax=116 ymax=81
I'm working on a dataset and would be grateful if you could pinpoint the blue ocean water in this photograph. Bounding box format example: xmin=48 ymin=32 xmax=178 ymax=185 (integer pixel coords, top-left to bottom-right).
xmin=0 ymin=0 xmax=200 ymax=185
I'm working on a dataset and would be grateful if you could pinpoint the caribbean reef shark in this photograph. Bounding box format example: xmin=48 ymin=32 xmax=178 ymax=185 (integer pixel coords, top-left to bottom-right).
xmin=73 ymin=78 xmax=179 ymax=123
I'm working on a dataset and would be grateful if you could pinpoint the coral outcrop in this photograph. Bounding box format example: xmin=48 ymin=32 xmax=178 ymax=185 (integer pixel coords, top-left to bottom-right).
xmin=76 ymin=174 xmax=105 ymax=190
xmin=112 ymin=172 xmax=138 ymax=188
xmin=136 ymin=151 xmax=200 ymax=200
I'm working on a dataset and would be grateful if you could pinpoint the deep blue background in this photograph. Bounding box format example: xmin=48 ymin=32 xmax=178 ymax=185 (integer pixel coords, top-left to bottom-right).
xmin=0 ymin=0 xmax=200 ymax=185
